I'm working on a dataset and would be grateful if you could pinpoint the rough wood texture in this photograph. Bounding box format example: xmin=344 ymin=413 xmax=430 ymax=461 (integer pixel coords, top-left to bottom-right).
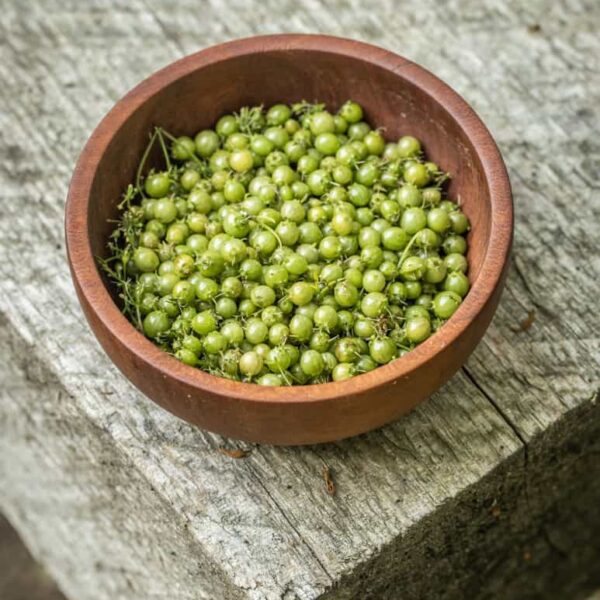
xmin=65 ymin=34 xmax=513 ymax=444
xmin=0 ymin=1 xmax=599 ymax=599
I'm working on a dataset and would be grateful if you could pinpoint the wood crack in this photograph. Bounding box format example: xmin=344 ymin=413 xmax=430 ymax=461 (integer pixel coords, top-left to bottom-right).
xmin=244 ymin=465 xmax=334 ymax=583
xmin=462 ymin=366 xmax=527 ymax=448
xmin=511 ymin=255 xmax=559 ymax=320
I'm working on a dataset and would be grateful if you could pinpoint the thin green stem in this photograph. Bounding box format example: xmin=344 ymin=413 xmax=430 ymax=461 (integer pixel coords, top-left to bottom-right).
xmin=136 ymin=130 xmax=159 ymax=197
xmin=158 ymin=126 xmax=206 ymax=169
xmin=397 ymin=232 xmax=419 ymax=269
xmin=260 ymin=223 xmax=283 ymax=248
xmin=155 ymin=127 xmax=171 ymax=171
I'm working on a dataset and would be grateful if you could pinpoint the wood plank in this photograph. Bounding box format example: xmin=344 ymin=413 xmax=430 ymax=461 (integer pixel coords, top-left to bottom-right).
xmin=3 ymin=314 xmax=600 ymax=599
xmin=1 ymin=0 xmax=599 ymax=597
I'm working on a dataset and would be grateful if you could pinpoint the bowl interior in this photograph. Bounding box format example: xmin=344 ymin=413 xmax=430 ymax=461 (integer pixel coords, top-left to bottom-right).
xmin=89 ymin=48 xmax=490 ymax=302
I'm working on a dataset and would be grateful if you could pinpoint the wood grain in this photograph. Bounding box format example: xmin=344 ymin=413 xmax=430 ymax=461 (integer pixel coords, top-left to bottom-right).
xmin=1 ymin=0 xmax=599 ymax=598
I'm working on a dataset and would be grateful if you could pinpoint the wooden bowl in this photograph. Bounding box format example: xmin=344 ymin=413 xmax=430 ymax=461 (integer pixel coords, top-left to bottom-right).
xmin=65 ymin=34 xmax=512 ymax=445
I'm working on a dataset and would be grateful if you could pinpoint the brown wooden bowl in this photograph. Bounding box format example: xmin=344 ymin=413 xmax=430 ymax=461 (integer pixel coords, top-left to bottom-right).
xmin=65 ymin=34 xmax=512 ymax=445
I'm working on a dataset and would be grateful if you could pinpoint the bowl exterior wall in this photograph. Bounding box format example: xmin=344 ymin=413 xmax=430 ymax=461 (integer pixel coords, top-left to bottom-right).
xmin=66 ymin=35 xmax=513 ymax=445
xmin=70 ymin=262 xmax=508 ymax=444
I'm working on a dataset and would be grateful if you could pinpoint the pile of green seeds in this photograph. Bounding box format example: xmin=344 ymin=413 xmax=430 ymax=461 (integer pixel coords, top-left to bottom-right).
xmin=101 ymin=101 xmax=470 ymax=386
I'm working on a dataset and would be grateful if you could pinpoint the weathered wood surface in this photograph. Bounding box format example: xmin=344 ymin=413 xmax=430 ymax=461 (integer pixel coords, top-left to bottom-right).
xmin=0 ymin=0 xmax=599 ymax=599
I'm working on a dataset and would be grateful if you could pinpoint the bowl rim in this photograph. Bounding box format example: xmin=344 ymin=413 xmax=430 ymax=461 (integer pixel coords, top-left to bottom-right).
xmin=65 ymin=33 xmax=513 ymax=405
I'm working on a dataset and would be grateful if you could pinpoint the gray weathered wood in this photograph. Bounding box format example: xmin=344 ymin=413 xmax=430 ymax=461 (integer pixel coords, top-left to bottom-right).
xmin=1 ymin=0 xmax=599 ymax=598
